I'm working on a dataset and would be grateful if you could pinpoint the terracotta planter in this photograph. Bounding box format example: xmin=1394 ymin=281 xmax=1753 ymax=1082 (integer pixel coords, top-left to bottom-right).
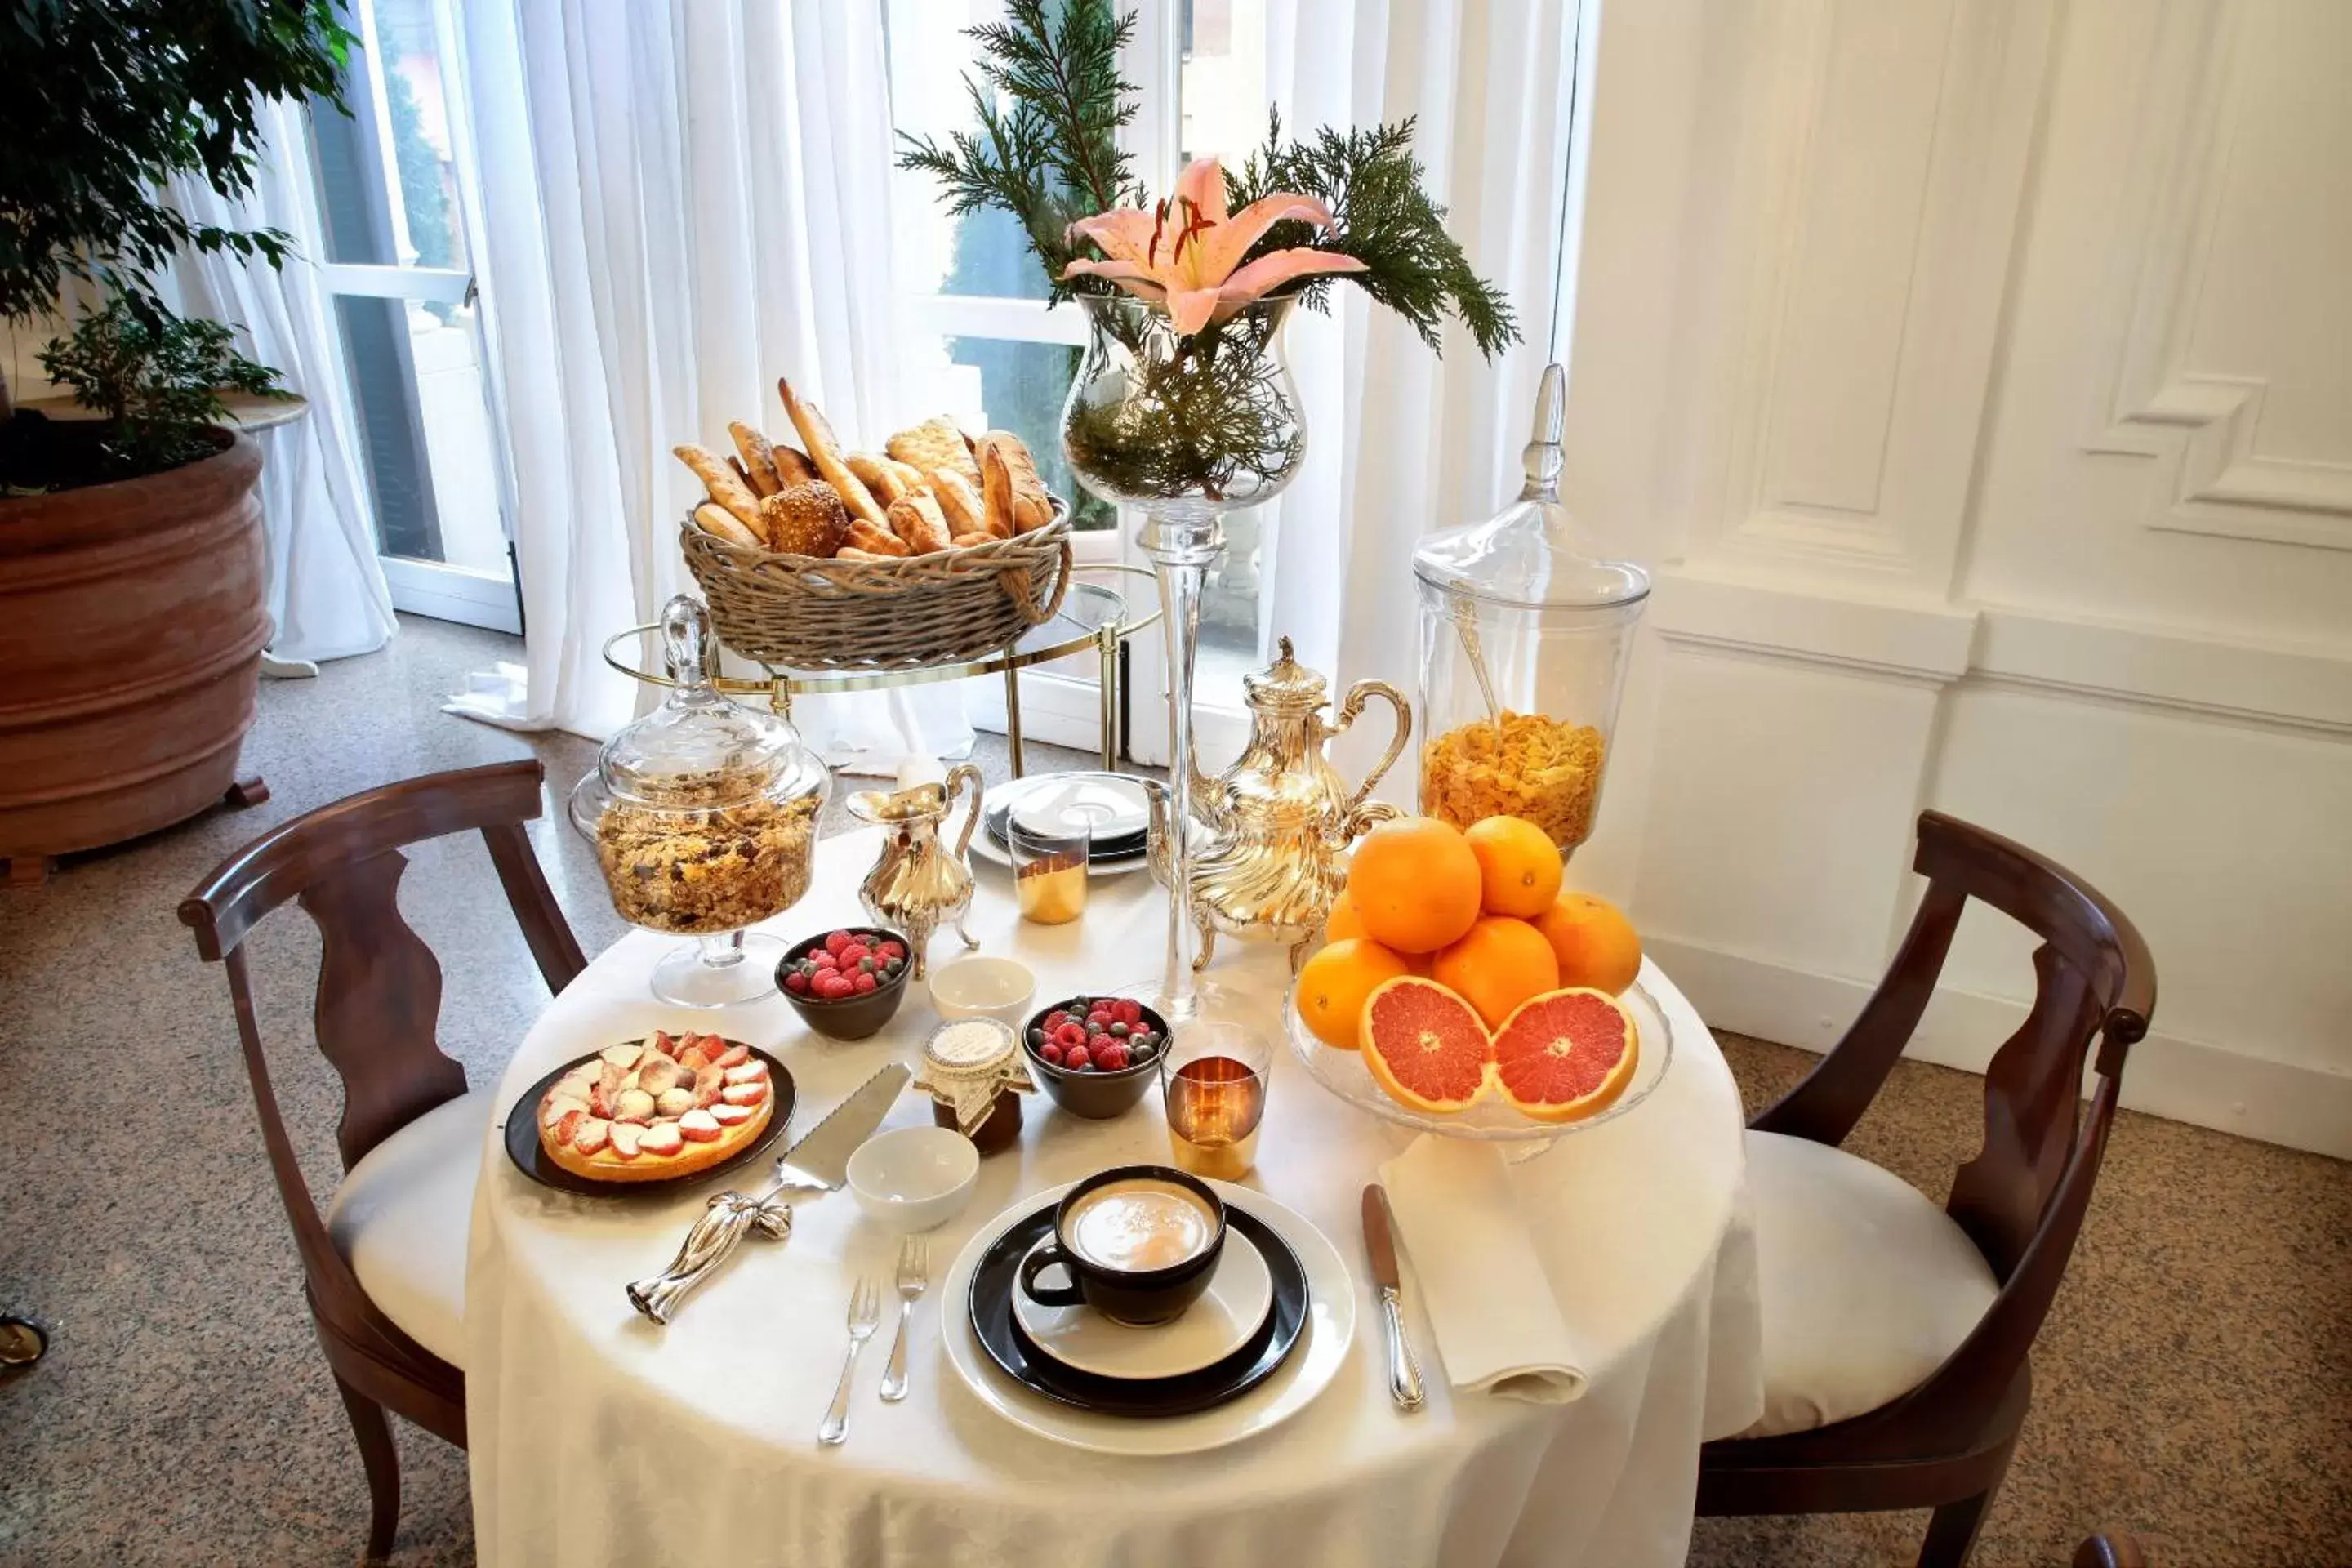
xmin=0 ymin=430 xmax=270 ymax=880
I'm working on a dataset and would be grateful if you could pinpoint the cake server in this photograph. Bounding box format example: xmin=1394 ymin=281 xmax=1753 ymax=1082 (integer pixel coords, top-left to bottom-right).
xmin=627 ymin=1063 xmax=911 ymax=1323
xmin=1362 ymin=1184 xmax=1426 ymax=1410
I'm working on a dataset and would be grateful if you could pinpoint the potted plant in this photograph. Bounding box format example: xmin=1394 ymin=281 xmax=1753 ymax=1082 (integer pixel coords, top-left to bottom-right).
xmin=0 ymin=2 xmax=351 ymax=885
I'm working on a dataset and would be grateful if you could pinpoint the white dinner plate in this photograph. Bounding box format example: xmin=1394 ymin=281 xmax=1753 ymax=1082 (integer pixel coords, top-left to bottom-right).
xmin=941 ymin=1179 xmax=1356 ymax=1456
xmin=1011 ymin=1226 xmax=1274 ymax=1381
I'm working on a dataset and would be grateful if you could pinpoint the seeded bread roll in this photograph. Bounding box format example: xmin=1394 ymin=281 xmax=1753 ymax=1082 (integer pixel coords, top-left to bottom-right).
xmin=760 ymin=482 xmax=849 ymax=557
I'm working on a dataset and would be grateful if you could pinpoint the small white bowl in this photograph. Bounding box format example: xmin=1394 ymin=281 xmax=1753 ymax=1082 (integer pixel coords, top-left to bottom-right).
xmin=846 ymin=1126 xmax=981 ymax=1232
xmin=927 ymin=954 xmax=1036 ymax=1027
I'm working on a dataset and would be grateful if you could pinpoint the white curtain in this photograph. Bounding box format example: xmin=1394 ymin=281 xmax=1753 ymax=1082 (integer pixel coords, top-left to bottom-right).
xmin=161 ymin=96 xmax=398 ymax=665
xmin=1258 ymin=0 xmax=1580 ymax=742
xmin=451 ymin=0 xmax=971 ymax=766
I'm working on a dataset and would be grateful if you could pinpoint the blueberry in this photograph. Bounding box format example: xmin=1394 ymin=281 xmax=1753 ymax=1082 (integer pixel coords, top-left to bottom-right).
xmin=1027 ymin=1027 xmax=1046 ymax=1048
xmin=1108 ymin=1021 xmax=1129 ymax=1037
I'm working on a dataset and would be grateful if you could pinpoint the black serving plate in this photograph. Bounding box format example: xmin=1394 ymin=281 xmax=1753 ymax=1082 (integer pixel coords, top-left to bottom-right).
xmin=983 ymin=800 xmax=1147 ymax=863
xmin=501 ymin=1040 xmax=796 ymax=1198
xmin=967 ymin=1197 xmax=1307 ymax=1417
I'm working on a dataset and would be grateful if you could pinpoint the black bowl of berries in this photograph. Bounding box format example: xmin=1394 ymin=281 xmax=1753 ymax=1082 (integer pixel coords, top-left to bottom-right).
xmin=778 ymin=927 xmax=914 ymax=1040
xmin=1021 ymin=995 xmax=1169 ymax=1120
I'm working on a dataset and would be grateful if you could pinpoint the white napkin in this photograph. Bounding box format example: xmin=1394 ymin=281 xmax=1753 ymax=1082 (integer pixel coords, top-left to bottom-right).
xmin=1378 ymin=1134 xmax=1588 ymax=1404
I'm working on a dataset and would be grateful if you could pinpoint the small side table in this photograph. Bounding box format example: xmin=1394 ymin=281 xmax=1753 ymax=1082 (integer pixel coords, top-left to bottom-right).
xmin=604 ymin=567 xmax=1160 ymax=777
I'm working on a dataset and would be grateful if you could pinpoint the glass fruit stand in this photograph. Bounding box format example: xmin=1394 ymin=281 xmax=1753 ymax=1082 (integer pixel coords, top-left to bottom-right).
xmin=1281 ymin=364 xmax=1665 ymax=1142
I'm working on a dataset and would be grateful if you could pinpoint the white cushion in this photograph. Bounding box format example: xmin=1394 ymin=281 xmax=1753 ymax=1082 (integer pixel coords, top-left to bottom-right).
xmin=323 ymin=1089 xmax=487 ymax=1370
xmin=1735 ymin=1129 xmax=2000 ymax=1438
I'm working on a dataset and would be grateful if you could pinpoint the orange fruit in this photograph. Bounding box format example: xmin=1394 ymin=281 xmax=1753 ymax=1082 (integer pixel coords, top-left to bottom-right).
xmin=1295 ymin=938 xmax=1414 ymax=1049
xmin=1532 ymin=892 xmax=1642 ymax=996
xmin=1325 ymin=886 xmax=1367 ymax=942
xmin=1359 ymin=976 xmax=1490 ymax=1113
xmin=1491 ymin=987 xmax=1639 ymax=1122
xmin=1429 ymin=915 xmax=1561 ymax=1030
xmin=1465 ymin=815 xmax=1564 ymax=917
xmin=1347 ymin=816 xmax=1483 ymax=955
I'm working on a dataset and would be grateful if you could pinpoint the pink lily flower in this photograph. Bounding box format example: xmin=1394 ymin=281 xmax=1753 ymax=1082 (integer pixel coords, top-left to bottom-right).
xmin=1062 ymin=155 xmax=1368 ymax=336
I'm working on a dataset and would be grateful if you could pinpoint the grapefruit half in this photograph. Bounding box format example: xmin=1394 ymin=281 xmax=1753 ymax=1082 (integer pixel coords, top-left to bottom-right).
xmin=1359 ymin=976 xmax=1491 ymax=1114
xmin=1490 ymin=987 xmax=1638 ymax=1122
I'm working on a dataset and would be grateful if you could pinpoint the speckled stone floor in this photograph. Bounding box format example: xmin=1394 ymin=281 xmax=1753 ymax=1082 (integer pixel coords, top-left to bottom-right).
xmin=0 ymin=617 xmax=2344 ymax=1567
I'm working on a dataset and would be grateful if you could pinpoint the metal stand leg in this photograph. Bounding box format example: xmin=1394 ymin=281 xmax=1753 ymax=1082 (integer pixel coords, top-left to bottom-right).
xmin=1003 ymin=664 xmax=1025 ymax=778
xmin=1099 ymin=629 xmax=1120 ymax=768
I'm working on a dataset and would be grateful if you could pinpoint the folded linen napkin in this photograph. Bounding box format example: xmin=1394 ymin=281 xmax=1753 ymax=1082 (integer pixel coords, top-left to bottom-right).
xmin=1378 ymin=1134 xmax=1587 ymax=1403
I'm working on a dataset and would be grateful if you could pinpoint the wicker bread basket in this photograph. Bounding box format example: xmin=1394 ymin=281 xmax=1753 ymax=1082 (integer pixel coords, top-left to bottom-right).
xmin=681 ymin=506 xmax=1073 ymax=670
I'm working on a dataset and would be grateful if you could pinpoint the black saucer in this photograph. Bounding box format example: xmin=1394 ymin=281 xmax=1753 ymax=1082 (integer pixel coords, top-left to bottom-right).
xmin=983 ymin=801 xmax=1146 ymax=862
xmin=967 ymin=1198 xmax=1307 ymax=1417
xmin=501 ymin=1040 xmax=796 ymax=1198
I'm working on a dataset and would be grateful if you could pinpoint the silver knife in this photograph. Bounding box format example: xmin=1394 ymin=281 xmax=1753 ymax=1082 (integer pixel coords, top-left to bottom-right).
xmin=1362 ymin=1184 xmax=1426 ymax=1410
xmin=626 ymin=1063 xmax=911 ymax=1323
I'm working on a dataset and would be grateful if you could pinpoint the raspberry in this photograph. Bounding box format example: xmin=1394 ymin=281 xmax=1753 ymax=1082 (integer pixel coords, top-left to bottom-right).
xmin=784 ymin=970 xmax=808 ymax=995
xmin=1086 ymin=1009 xmax=1114 ymax=1029
xmin=811 ymin=949 xmax=838 ymax=969
xmin=853 ymin=971 xmax=879 ymax=993
xmin=1117 ymin=999 xmax=1143 ymax=1026
xmin=1063 ymin=1045 xmax=1090 ymax=1071
xmin=1038 ymin=1041 xmax=1064 ymax=1066
xmin=880 ymin=941 xmax=906 ymax=960
xmin=838 ymin=945 xmax=870 ymax=969
xmin=1043 ymin=1010 xmax=1071 ymax=1031
xmin=1053 ymin=1022 xmax=1087 ymax=1049
xmin=1096 ymin=1044 xmax=1129 ymax=1072
xmin=825 ymin=929 xmax=853 ymax=956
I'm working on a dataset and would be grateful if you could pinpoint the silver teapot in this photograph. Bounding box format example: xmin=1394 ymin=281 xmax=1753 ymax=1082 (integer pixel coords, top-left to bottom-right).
xmin=845 ymin=764 xmax=982 ymax=978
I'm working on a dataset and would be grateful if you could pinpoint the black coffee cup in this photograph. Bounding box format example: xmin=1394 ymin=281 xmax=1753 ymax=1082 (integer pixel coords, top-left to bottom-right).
xmin=1017 ymin=1165 xmax=1227 ymax=1325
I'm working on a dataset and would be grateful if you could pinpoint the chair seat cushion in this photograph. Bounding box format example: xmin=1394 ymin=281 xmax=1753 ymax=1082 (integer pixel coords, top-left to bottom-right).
xmin=323 ymin=1089 xmax=487 ymax=1370
xmin=1735 ymin=1129 xmax=2000 ymax=1439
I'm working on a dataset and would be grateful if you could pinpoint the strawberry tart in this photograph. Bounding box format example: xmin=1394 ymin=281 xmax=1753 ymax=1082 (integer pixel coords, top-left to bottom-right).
xmin=537 ymin=1031 xmax=776 ymax=1183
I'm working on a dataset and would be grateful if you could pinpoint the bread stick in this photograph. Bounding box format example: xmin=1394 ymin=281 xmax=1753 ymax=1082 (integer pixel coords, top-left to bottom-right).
xmin=675 ymin=443 xmax=764 ymax=531
xmin=978 ymin=442 xmax=1016 ymax=540
xmin=843 ymin=518 xmax=912 ymax=557
xmin=887 ymin=490 xmax=953 ymax=554
xmin=978 ymin=432 xmax=1054 ymax=532
xmin=777 ymin=377 xmax=888 ymax=528
xmin=773 ymin=443 xmax=820 ymax=488
xmin=846 ymin=452 xmax=915 ymax=506
xmin=927 ymin=467 xmax=987 ymax=537
xmin=727 ymin=421 xmax=784 ymax=496
xmin=693 ymin=501 xmax=762 ymax=549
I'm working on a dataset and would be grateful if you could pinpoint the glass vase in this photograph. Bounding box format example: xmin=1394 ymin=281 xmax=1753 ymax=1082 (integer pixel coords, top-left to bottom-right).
xmin=1061 ymin=295 xmax=1306 ymax=1024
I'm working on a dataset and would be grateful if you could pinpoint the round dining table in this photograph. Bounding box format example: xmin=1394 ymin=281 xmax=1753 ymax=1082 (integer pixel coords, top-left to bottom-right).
xmin=468 ymin=827 xmax=1762 ymax=1568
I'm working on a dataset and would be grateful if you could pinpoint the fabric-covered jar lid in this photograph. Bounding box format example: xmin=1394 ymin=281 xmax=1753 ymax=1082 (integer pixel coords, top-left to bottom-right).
xmin=914 ymin=1018 xmax=1034 ymax=1136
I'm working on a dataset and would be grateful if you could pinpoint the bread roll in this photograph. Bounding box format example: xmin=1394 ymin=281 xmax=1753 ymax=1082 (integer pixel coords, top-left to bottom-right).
xmin=927 ymin=467 xmax=987 ymax=537
xmin=843 ymin=518 xmax=912 ymax=557
xmin=693 ymin=501 xmax=762 ymax=549
xmin=760 ymin=483 xmax=849 ymax=557
xmin=728 ymin=421 xmax=784 ymax=496
xmin=978 ymin=432 xmax=1054 ymax=532
xmin=846 ymin=452 xmax=915 ymax=506
xmin=887 ymin=490 xmax=953 ymax=554
xmin=674 ymin=443 xmax=764 ymax=531
xmin=886 ymin=416 xmax=982 ymax=491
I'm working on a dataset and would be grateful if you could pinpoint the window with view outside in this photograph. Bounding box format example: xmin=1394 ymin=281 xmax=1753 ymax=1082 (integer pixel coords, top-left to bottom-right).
xmin=887 ymin=0 xmax=1272 ymax=686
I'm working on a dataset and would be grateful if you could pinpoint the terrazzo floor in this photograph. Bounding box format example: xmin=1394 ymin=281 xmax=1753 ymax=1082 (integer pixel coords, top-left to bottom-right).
xmin=0 ymin=617 xmax=2343 ymax=1567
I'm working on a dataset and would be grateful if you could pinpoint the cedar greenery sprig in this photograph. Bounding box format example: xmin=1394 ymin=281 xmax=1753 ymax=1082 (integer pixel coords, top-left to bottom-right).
xmin=1227 ymin=111 xmax=1518 ymax=359
xmin=894 ymin=0 xmax=1138 ymax=301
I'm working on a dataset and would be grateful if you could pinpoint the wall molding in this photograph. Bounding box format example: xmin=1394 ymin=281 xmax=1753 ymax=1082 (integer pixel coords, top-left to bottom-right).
xmin=1650 ymin=568 xmax=1979 ymax=687
xmin=1646 ymin=933 xmax=2352 ymax=1160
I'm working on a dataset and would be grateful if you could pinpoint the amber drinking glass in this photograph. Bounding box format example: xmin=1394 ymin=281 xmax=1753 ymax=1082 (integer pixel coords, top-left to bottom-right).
xmin=1010 ymin=817 xmax=1089 ymax=925
xmin=1160 ymin=1022 xmax=1271 ymax=1181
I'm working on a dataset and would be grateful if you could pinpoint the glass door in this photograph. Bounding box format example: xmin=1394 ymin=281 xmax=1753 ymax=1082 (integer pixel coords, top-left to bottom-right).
xmin=306 ymin=0 xmax=519 ymax=632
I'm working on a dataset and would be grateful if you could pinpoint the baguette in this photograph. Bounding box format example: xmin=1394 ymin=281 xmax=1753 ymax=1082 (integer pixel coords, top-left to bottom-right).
xmin=727 ymin=421 xmax=784 ymax=497
xmin=773 ymin=443 xmax=821 ymax=488
xmin=978 ymin=432 xmax=1054 ymax=532
xmin=835 ymin=546 xmax=897 ymax=562
xmin=777 ymin=378 xmax=888 ymax=528
xmin=693 ymin=501 xmax=762 ymax=550
xmin=887 ymin=490 xmax=953 ymax=554
xmin=978 ymin=441 xmax=1017 ymax=540
xmin=846 ymin=452 xmax=915 ymax=506
xmin=725 ymin=454 xmax=759 ymax=496
xmin=927 ymin=467 xmax=987 ymax=537
xmin=843 ymin=518 xmax=912 ymax=557
xmin=948 ymin=530 xmax=995 ymax=550
xmin=675 ymin=443 xmax=765 ymax=532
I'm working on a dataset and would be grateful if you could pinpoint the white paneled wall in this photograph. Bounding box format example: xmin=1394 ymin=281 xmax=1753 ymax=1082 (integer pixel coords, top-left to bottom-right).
xmin=1561 ymin=0 xmax=2352 ymax=1156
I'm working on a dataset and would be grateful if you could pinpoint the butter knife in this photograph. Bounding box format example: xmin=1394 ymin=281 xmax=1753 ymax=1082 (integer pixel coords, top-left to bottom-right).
xmin=1362 ymin=1184 xmax=1425 ymax=1411
xmin=626 ymin=1062 xmax=911 ymax=1323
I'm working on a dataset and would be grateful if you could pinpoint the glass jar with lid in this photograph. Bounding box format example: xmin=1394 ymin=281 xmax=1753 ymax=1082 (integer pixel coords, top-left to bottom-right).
xmin=1413 ymin=365 xmax=1649 ymax=857
xmin=569 ymin=595 xmax=830 ymax=1005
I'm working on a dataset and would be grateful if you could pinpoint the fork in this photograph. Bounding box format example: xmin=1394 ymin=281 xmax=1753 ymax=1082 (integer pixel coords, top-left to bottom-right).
xmin=817 ymin=1278 xmax=882 ymax=1446
xmin=878 ymin=1235 xmax=929 ymax=1403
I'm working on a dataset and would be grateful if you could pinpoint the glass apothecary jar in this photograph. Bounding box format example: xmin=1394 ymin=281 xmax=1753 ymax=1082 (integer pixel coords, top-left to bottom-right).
xmin=569 ymin=595 xmax=831 ymax=1005
xmin=1414 ymin=365 xmax=1648 ymax=857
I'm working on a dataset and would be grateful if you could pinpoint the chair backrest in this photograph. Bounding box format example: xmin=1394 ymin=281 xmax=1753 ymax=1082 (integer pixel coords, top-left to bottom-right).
xmin=1752 ymin=809 xmax=2155 ymax=1444
xmin=177 ymin=760 xmax=586 ymax=1374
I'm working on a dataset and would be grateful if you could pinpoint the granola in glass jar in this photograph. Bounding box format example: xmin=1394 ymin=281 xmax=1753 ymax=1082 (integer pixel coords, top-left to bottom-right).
xmin=592 ymin=771 xmax=818 ymax=934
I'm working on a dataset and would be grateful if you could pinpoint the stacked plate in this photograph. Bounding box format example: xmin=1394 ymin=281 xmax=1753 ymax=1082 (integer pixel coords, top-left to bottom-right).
xmin=942 ymin=1180 xmax=1358 ymax=1454
xmin=972 ymin=772 xmax=1154 ymax=876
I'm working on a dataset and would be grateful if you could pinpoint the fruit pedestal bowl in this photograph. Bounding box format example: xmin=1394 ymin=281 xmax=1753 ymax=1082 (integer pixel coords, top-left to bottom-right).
xmin=1280 ymin=979 xmax=1675 ymax=1144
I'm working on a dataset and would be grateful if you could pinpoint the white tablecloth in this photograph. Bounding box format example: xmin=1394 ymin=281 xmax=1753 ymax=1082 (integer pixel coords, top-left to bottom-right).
xmin=468 ymin=829 xmax=1762 ymax=1568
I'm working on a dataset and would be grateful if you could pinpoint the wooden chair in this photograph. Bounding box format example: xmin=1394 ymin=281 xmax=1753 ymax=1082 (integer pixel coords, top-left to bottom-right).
xmin=179 ymin=760 xmax=586 ymax=1561
xmin=1697 ymin=810 xmax=2156 ymax=1568
xmin=2074 ymin=1535 xmax=2150 ymax=1567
